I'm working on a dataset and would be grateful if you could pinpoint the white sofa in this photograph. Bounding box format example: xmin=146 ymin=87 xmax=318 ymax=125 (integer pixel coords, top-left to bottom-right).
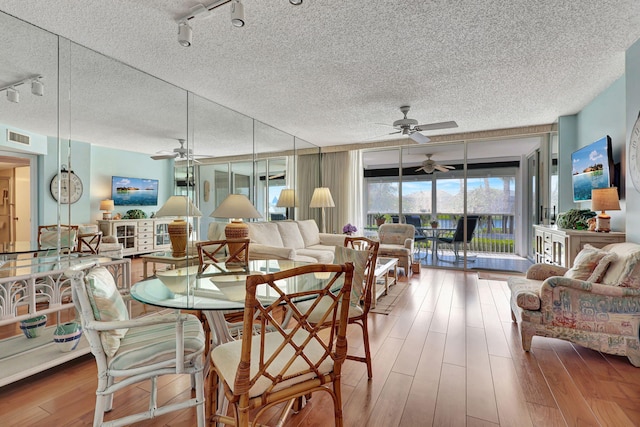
xmin=207 ymin=220 xmax=346 ymax=263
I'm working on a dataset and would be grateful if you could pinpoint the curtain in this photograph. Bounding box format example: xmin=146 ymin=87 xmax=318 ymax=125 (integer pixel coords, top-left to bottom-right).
xmin=296 ymin=153 xmax=320 ymax=222
xmin=321 ymin=151 xmax=350 ymax=234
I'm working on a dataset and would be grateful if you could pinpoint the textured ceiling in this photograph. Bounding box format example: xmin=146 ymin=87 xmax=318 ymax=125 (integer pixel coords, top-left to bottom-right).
xmin=1 ymin=0 xmax=640 ymax=157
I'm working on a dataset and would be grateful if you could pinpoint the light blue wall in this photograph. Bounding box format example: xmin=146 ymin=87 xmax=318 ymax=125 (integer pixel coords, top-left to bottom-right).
xmin=0 ymin=123 xmax=47 ymax=154
xmin=625 ymin=37 xmax=640 ymax=243
xmin=557 ymin=76 xmax=626 ymax=231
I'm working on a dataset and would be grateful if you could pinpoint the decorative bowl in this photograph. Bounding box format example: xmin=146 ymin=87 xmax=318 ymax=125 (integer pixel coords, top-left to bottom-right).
xmin=157 ymin=266 xmax=199 ymax=294
xmin=19 ymin=315 xmax=47 ymax=339
xmin=53 ymin=321 xmax=83 ymax=352
xmin=211 ymin=272 xmax=258 ymax=301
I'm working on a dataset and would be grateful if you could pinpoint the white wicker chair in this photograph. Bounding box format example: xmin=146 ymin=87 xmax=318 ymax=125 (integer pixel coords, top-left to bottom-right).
xmin=68 ymin=264 xmax=205 ymax=427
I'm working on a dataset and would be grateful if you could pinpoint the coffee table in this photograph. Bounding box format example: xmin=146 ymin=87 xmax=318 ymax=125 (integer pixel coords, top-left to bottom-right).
xmin=140 ymin=251 xmax=199 ymax=279
xmin=372 ymin=257 xmax=398 ymax=308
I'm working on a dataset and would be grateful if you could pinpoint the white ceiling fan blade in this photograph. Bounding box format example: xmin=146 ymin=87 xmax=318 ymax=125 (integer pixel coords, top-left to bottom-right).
xmin=434 ymin=165 xmax=451 ymax=172
xmin=415 ymin=167 xmax=426 ymax=173
xmin=444 ymin=165 xmax=455 ymax=169
xmin=414 ymin=121 xmax=458 ymax=132
xmin=409 ymin=132 xmax=430 ymax=144
xmin=151 ymin=153 xmax=179 ymax=160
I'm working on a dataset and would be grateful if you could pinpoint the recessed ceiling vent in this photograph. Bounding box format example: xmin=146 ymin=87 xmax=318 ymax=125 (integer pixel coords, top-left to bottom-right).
xmin=7 ymin=130 xmax=30 ymax=145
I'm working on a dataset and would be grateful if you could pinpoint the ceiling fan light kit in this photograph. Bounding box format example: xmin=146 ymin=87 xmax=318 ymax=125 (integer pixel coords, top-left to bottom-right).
xmin=385 ymin=105 xmax=458 ymax=144
xmin=415 ymin=154 xmax=455 ymax=174
xmin=151 ymin=139 xmax=203 ymax=162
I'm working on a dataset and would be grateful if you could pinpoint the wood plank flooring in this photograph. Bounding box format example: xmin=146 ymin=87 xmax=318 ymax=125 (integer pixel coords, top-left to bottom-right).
xmin=1 ymin=259 xmax=639 ymax=426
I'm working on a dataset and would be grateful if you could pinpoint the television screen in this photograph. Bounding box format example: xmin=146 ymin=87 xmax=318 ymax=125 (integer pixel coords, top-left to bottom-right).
xmin=111 ymin=176 xmax=159 ymax=206
xmin=571 ymin=136 xmax=614 ymax=202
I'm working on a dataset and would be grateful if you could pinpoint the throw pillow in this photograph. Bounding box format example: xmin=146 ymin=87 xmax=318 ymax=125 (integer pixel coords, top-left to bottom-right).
xmin=587 ymin=251 xmax=617 ymax=283
xmin=564 ymin=244 xmax=610 ymax=281
xmin=85 ymin=267 xmax=129 ymax=357
xmin=617 ymin=251 xmax=640 ymax=289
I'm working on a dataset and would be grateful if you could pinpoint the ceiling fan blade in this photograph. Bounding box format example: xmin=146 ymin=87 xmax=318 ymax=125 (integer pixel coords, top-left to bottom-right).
xmin=415 ymin=167 xmax=426 ymax=173
xmin=434 ymin=165 xmax=451 ymax=172
xmin=409 ymin=132 xmax=430 ymax=144
xmin=374 ymin=122 xmax=396 ymax=128
xmin=414 ymin=121 xmax=458 ymax=132
xmin=151 ymin=153 xmax=179 ymax=160
xmin=444 ymin=165 xmax=455 ymax=169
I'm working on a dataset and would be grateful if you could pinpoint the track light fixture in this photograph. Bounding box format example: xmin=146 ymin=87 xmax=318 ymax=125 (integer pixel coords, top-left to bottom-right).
xmin=0 ymin=75 xmax=43 ymax=104
xmin=178 ymin=21 xmax=192 ymax=47
xmin=176 ymin=0 xmax=302 ymax=46
xmin=6 ymin=87 xmax=19 ymax=103
xmin=230 ymin=0 xmax=244 ymax=27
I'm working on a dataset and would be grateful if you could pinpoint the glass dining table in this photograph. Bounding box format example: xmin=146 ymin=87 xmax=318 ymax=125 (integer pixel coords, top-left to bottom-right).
xmin=415 ymin=227 xmax=456 ymax=260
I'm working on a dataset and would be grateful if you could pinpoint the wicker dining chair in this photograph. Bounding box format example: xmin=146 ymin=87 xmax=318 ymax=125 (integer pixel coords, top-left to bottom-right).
xmin=195 ymin=238 xmax=250 ymax=274
xmin=208 ymin=262 xmax=354 ymax=427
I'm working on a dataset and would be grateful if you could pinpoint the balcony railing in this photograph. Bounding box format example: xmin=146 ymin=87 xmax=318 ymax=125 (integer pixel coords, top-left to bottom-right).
xmin=366 ymin=213 xmax=515 ymax=254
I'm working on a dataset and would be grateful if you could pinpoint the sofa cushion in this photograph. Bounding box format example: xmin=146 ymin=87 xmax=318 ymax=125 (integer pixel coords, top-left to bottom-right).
xmin=507 ymin=276 xmax=541 ymax=310
xmin=601 ymin=243 xmax=640 ymax=285
xmin=276 ymin=222 xmax=305 ymax=249
xmin=296 ymin=220 xmax=321 ymax=247
xmin=564 ymin=244 xmax=612 ymax=282
xmin=248 ymin=222 xmax=284 ymax=247
xmin=296 ymin=248 xmax=334 ymax=263
xmin=617 ymin=251 xmax=640 ymax=289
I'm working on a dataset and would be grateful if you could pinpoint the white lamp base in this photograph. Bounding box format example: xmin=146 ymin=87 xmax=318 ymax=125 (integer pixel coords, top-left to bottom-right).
xmin=595 ymin=213 xmax=611 ymax=233
xmin=102 ymin=212 xmax=112 ymax=220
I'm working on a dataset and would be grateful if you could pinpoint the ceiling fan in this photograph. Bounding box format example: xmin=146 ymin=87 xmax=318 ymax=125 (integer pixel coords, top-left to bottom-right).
xmin=416 ymin=154 xmax=455 ymax=174
xmin=385 ymin=105 xmax=458 ymax=144
xmin=151 ymin=139 xmax=205 ymax=162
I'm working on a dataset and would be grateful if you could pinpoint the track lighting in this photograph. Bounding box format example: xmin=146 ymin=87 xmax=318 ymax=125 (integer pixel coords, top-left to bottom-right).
xmin=178 ymin=21 xmax=192 ymax=47
xmin=230 ymin=0 xmax=244 ymax=27
xmin=176 ymin=0 xmax=302 ymax=46
xmin=1 ymin=75 xmax=43 ymax=103
xmin=6 ymin=87 xmax=19 ymax=103
xmin=31 ymin=78 xmax=44 ymax=96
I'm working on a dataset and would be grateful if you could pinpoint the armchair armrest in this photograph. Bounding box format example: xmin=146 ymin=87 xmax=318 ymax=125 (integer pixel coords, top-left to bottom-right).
xmin=248 ymin=244 xmax=296 ymax=260
xmin=404 ymin=238 xmax=414 ymax=251
xmin=542 ymin=276 xmax=640 ymax=298
xmin=526 ymin=263 xmax=568 ymax=280
xmin=319 ymin=233 xmax=347 ymax=247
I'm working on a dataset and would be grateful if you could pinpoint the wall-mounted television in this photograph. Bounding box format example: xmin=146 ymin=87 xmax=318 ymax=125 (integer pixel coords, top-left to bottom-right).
xmin=111 ymin=176 xmax=159 ymax=206
xmin=571 ymin=135 xmax=614 ymax=202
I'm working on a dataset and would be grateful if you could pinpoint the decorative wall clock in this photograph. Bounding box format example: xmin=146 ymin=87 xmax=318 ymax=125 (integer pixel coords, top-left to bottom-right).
xmin=50 ymin=168 xmax=83 ymax=204
xmin=629 ymin=112 xmax=640 ymax=193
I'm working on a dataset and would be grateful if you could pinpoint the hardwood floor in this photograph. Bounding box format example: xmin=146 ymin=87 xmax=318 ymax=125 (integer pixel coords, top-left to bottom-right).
xmin=1 ymin=259 xmax=639 ymax=426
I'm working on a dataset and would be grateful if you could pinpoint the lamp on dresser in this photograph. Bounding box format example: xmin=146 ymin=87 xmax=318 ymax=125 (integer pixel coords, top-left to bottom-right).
xmin=309 ymin=187 xmax=335 ymax=233
xmin=156 ymin=195 xmax=202 ymax=257
xmin=591 ymin=187 xmax=620 ymax=233
xmin=99 ymin=199 xmax=115 ymax=220
xmin=210 ymin=194 xmax=262 ymax=239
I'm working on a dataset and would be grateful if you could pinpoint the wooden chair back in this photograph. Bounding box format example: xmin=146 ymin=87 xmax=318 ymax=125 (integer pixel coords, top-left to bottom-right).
xmin=195 ymin=238 xmax=250 ymax=273
xmin=77 ymin=230 xmax=103 ymax=254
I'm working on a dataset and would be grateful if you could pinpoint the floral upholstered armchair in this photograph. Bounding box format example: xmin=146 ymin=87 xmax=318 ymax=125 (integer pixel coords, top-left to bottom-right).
xmin=377 ymin=223 xmax=415 ymax=277
xmin=508 ymin=242 xmax=640 ymax=366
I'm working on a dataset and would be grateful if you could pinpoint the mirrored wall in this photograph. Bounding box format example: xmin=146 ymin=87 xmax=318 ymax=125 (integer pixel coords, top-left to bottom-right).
xmin=0 ymin=10 xmax=319 ymax=256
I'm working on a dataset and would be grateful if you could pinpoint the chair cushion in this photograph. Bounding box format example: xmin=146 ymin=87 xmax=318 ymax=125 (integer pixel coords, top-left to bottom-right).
xmin=211 ymin=329 xmax=334 ymax=398
xmin=248 ymin=222 xmax=284 ymax=247
xmin=85 ymin=267 xmax=129 ymax=357
xmin=296 ymin=220 xmax=321 ymax=247
xmin=378 ymin=244 xmax=411 ymax=258
xmin=334 ymin=245 xmax=369 ymax=308
xmin=508 ymin=276 xmax=542 ymax=310
xmin=110 ymin=314 xmax=205 ymax=370
xmin=564 ymin=244 xmax=613 ymax=282
xmin=276 ymin=222 xmax=306 ymax=249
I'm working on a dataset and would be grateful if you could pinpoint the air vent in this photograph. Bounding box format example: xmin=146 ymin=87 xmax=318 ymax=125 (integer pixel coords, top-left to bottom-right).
xmin=7 ymin=130 xmax=30 ymax=145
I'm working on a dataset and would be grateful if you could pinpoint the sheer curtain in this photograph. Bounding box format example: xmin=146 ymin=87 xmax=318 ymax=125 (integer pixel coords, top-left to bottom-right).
xmin=296 ymin=153 xmax=320 ymax=222
xmin=321 ymin=152 xmax=350 ymax=234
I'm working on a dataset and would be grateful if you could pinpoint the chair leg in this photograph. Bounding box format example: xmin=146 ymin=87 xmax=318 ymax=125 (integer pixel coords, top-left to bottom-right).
xmin=94 ymin=395 xmax=107 ymax=427
xmin=333 ymin=378 xmax=344 ymax=427
xmin=195 ymin=371 xmax=205 ymax=427
xmin=362 ymin=320 xmax=373 ymax=379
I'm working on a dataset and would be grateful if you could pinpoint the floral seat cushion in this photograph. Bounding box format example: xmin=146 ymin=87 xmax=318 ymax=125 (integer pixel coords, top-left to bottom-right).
xmin=507 ymin=276 xmax=542 ymax=310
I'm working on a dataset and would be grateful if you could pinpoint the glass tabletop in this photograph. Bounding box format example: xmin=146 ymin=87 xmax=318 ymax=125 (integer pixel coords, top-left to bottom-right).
xmin=131 ymin=259 xmax=344 ymax=310
xmin=0 ymin=253 xmax=114 ymax=278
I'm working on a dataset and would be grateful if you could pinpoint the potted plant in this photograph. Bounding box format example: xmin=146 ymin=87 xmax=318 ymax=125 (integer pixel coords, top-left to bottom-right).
xmin=430 ymin=215 xmax=439 ymax=229
xmin=342 ymin=223 xmax=358 ymax=235
xmin=374 ymin=213 xmax=386 ymax=226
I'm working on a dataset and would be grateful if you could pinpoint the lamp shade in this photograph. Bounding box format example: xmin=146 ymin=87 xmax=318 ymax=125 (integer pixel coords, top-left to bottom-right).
xmin=591 ymin=188 xmax=620 ymax=211
xmin=156 ymin=195 xmax=203 ymax=218
xmin=210 ymin=194 xmax=262 ymax=219
xmin=99 ymin=199 xmax=114 ymax=211
xmin=309 ymin=187 xmax=335 ymax=208
xmin=276 ymin=189 xmax=299 ymax=208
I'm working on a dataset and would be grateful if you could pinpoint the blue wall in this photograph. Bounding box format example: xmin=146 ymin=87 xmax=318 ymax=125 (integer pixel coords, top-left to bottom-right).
xmin=557 ymin=76 xmax=626 ymax=231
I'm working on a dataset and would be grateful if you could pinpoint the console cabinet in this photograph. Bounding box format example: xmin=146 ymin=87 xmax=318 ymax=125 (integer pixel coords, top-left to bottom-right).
xmin=98 ymin=219 xmax=172 ymax=256
xmin=533 ymin=225 xmax=625 ymax=268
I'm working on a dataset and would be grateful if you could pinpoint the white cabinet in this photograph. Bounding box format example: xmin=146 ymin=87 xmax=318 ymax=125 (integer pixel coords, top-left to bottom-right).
xmin=0 ymin=257 xmax=130 ymax=387
xmin=98 ymin=219 xmax=173 ymax=256
xmin=533 ymin=225 xmax=625 ymax=268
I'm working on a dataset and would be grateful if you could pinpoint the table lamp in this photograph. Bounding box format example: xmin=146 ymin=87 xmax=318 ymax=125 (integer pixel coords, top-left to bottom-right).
xmin=591 ymin=187 xmax=620 ymax=232
xmin=309 ymin=187 xmax=335 ymax=233
xmin=100 ymin=199 xmax=115 ymax=220
xmin=156 ymin=195 xmax=202 ymax=257
xmin=276 ymin=189 xmax=299 ymax=219
xmin=210 ymin=194 xmax=262 ymax=239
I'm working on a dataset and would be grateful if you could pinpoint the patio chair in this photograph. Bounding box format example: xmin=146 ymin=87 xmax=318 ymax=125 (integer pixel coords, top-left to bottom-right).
xmin=208 ymin=262 xmax=354 ymax=427
xmin=404 ymin=215 xmax=427 ymax=258
xmin=437 ymin=215 xmax=479 ymax=262
xmin=69 ymin=264 xmax=206 ymax=426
